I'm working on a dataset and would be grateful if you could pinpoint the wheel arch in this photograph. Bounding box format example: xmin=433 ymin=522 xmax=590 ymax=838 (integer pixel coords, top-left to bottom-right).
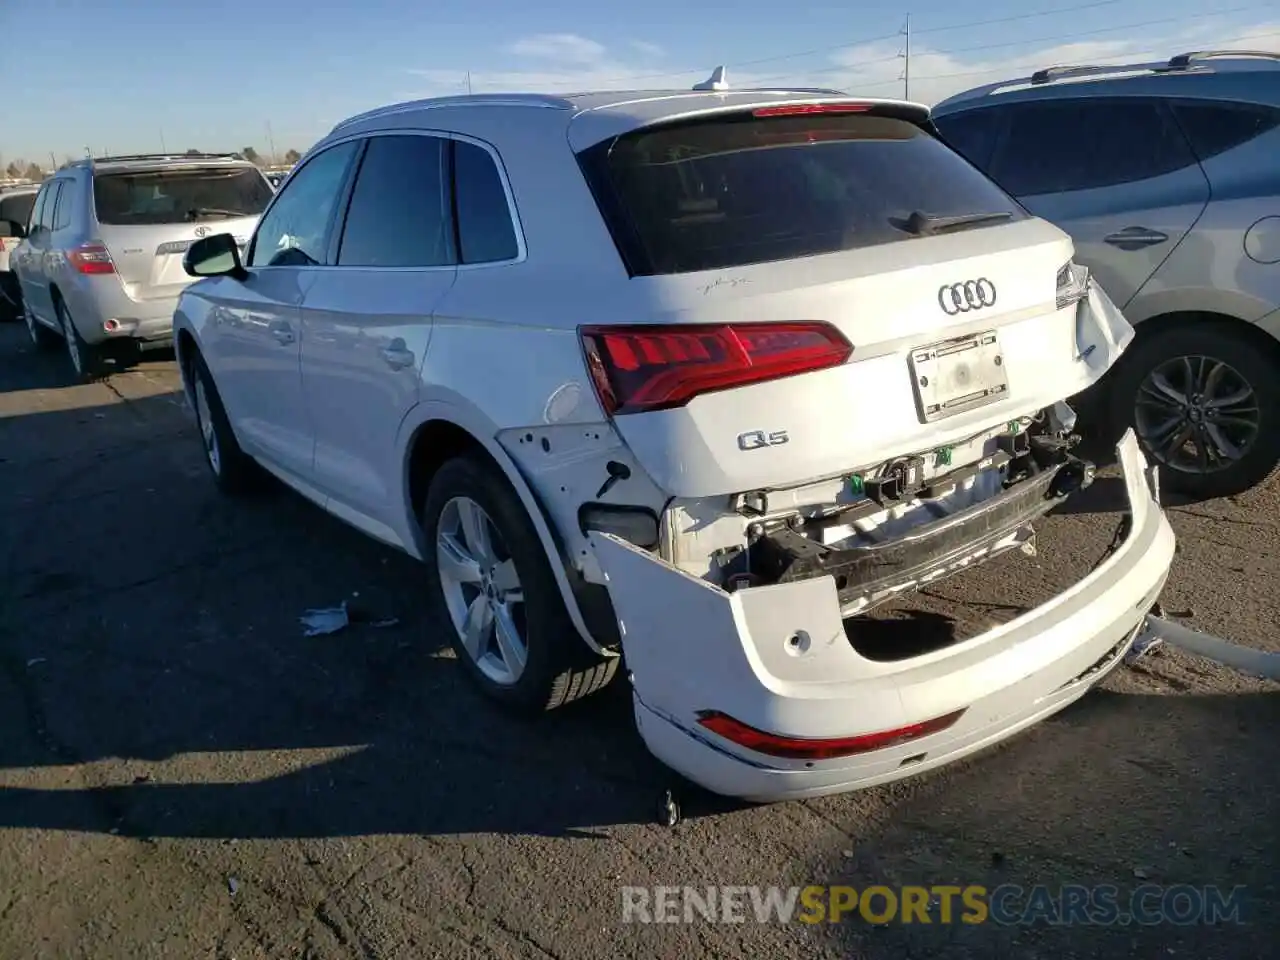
xmin=1128 ymin=308 xmax=1280 ymax=364
xmin=398 ymin=397 xmax=616 ymax=656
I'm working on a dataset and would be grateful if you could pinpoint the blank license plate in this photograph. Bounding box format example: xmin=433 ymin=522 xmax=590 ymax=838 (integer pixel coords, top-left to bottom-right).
xmin=909 ymin=330 xmax=1009 ymax=422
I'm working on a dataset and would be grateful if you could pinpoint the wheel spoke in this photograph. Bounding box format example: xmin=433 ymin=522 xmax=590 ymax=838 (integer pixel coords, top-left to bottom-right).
xmin=457 ymin=499 xmax=494 ymax=567
xmin=1141 ymin=370 xmax=1186 ymax=408
xmin=461 ymin=594 xmax=492 ymax=660
xmin=437 ymin=533 xmax=483 ymax=585
xmin=1205 ymin=385 xmax=1255 ymax=411
xmin=1200 ymin=359 xmax=1226 ymax=397
xmin=1161 ymin=422 xmax=1194 ymax=459
xmin=1203 ymin=422 xmax=1244 ymax=463
xmin=493 ymin=604 xmax=527 ymax=675
xmin=1180 ymin=356 xmax=1196 ymax=395
xmin=1144 ymin=412 xmax=1184 ymax=443
xmin=491 ymin=558 xmax=522 ymax=600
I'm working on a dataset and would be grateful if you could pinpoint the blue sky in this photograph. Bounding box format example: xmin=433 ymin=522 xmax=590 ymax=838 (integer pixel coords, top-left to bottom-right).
xmin=3 ymin=0 xmax=1279 ymax=165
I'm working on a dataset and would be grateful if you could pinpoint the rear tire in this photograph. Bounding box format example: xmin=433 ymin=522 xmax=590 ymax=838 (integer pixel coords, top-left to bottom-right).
xmin=54 ymin=297 xmax=103 ymax=381
xmin=1106 ymin=323 xmax=1280 ymax=500
xmin=421 ymin=454 xmax=618 ymax=713
xmin=188 ymin=349 xmax=261 ymax=497
xmin=23 ymin=302 xmax=59 ymax=352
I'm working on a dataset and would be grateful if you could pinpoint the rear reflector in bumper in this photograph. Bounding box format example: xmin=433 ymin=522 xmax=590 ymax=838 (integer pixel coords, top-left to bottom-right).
xmin=695 ymin=708 xmax=966 ymax=761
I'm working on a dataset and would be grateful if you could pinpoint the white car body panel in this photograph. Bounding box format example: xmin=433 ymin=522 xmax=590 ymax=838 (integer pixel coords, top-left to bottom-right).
xmin=171 ymin=87 xmax=1175 ymax=801
xmin=593 ymin=429 xmax=1172 ymax=801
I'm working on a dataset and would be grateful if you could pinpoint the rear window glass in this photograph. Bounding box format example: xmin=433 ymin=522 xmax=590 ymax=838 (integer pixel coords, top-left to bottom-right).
xmin=581 ymin=111 xmax=1027 ymax=276
xmin=0 ymin=192 xmax=37 ymax=227
xmin=93 ymin=167 xmax=274 ymax=226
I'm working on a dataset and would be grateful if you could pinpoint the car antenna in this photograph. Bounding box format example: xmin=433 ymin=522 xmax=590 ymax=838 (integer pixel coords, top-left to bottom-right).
xmin=693 ymin=66 xmax=729 ymax=91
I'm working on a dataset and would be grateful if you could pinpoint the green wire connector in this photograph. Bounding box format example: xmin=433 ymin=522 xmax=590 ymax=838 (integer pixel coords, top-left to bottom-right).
xmin=849 ymin=474 xmax=865 ymax=496
xmin=935 ymin=446 xmax=953 ymax=467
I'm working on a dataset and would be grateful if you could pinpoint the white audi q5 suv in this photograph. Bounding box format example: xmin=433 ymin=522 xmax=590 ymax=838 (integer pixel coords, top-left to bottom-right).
xmin=172 ymin=76 xmax=1175 ymax=802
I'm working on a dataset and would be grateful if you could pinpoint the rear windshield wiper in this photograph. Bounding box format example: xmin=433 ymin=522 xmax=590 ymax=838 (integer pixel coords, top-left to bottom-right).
xmin=185 ymin=208 xmax=245 ymax=220
xmin=890 ymin=210 xmax=1013 ymax=237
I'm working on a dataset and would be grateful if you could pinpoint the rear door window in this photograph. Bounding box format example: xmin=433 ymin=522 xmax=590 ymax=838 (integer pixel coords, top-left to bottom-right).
xmin=1171 ymin=100 xmax=1280 ymax=162
xmin=579 ymin=109 xmax=1026 ymax=276
xmin=452 ymin=140 xmax=519 ymax=264
xmin=37 ymin=183 xmax=61 ymax=236
xmin=988 ymin=99 xmax=1198 ymax=197
xmin=336 ymin=134 xmax=454 ymax=268
xmin=93 ymin=166 xmax=274 ymax=226
xmin=51 ymin=181 xmax=73 ymax=230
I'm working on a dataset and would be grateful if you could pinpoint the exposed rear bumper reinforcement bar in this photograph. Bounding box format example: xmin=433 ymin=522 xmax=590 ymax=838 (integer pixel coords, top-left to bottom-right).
xmin=749 ymin=449 xmax=1095 ymax=610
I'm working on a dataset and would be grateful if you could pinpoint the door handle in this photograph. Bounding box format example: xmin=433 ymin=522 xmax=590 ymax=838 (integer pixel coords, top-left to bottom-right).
xmin=379 ymin=344 xmax=415 ymax=370
xmin=269 ymin=321 xmax=295 ymax=345
xmin=1104 ymin=227 xmax=1169 ymax=250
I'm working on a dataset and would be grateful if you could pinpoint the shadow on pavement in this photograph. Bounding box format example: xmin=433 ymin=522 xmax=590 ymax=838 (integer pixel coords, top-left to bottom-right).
xmin=0 ymin=386 xmax=689 ymax=841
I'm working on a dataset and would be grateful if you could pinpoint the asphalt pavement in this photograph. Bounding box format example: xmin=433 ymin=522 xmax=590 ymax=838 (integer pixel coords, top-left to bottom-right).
xmin=1 ymin=320 xmax=1278 ymax=959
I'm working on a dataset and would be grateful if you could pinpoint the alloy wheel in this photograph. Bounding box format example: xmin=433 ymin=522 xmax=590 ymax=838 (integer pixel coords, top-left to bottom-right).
xmin=24 ymin=305 xmax=40 ymax=345
xmin=436 ymin=496 xmax=529 ymax=685
xmin=60 ymin=307 xmax=83 ymax=375
xmin=193 ymin=376 xmax=222 ymax=475
xmin=1134 ymin=354 xmax=1259 ymax=475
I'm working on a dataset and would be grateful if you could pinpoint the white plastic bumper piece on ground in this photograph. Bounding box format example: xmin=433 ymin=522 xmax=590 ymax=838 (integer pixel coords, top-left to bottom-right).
xmin=590 ymin=428 xmax=1176 ymax=802
xmin=1143 ymin=617 xmax=1280 ymax=681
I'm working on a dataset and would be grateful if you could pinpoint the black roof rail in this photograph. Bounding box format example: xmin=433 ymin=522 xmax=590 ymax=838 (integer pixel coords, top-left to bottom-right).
xmin=1030 ymin=64 xmax=1127 ymax=85
xmin=87 ymin=152 xmax=245 ymax=165
xmin=1167 ymin=49 xmax=1280 ymax=69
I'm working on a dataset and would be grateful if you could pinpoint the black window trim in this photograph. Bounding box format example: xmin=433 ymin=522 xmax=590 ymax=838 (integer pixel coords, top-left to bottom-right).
xmin=245 ymin=137 xmax=365 ymax=269
xmin=322 ymin=129 xmax=526 ymax=272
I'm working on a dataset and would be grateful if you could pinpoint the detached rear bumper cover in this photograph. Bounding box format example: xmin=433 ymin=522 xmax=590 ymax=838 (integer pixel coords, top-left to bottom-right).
xmin=589 ymin=428 xmax=1174 ymax=802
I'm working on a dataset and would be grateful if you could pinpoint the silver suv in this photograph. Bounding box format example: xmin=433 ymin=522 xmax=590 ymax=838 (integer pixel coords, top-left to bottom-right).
xmin=932 ymin=50 xmax=1280 ymax=499
xmin=8 ymin=153 xmax=273 ymax=378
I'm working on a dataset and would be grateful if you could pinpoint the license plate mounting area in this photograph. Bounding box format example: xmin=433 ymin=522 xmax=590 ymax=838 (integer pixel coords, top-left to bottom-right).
xmin=909 ymin=330 xmax=1009 ymax=423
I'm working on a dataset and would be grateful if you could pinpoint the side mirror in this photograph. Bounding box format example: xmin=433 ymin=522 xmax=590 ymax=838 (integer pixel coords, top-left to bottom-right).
xmin=0 ymin=219 xmax=25 ymax=240
xmin=183 ymin=232 xmax=247 ymax=280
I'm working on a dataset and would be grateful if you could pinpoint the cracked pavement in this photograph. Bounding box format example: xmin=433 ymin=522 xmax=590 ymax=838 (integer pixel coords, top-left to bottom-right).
xmin=1 ymin=322 xmax=1278 ymax=959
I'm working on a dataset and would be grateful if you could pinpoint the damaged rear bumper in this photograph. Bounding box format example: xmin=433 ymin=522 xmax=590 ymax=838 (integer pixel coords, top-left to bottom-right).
xmin=589 ymin=428 xmax=1174 ymax=802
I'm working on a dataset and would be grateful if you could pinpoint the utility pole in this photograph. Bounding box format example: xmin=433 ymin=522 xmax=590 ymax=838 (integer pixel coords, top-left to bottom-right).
xmin=465 ymin=71 xmax=473 ymax=94
xmin=160 ymin=127 xmax=167 ymax=153
xmin=900 ymin=14 xmax=911 ymax=100
xmin=266 ymin=121 xmax=278 ymax=164
xmin=49 ymin=151 xmax=57 ymax=170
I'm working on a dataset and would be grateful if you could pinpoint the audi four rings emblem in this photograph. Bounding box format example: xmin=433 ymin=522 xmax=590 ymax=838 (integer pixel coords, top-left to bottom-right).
xmin=937 ymin=278 xmax=997 ymax=315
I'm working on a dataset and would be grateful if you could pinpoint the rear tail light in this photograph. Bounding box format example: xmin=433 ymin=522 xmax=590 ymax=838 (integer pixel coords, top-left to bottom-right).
xmin=1056 ymin=260 xmax=1090 ymax=310
xmin=580 ymin=321 xmax=852 ymax=415
xmin=69 ymin=242 xmax=115 ymax=275
xmin=695 ymin=708 xmax=966 ymax=761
